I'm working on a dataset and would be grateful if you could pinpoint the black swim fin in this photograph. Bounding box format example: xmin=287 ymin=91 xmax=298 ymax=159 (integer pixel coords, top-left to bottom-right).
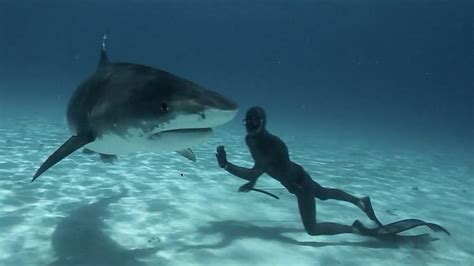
xmin=361 ymin=196 xmax=383 ymax=227
xmin=353 ymin=219 xmax=450 ymax=237
xmin=375 ymin=218 xmax=450 ymax=236
xmin=31 ymin=134 xmax=94 ymax=182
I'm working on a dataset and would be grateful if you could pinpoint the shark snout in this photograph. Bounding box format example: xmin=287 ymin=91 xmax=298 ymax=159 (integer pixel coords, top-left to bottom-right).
xmin=200 ymin=90 xmax=239 ymax=111
xmin=175 ymin=89 xmax=238 ymax=128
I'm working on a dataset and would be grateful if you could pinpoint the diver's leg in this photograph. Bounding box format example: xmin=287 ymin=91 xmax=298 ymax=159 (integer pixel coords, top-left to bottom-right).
xmin=297 ymin=189 xmax=354 ymax=236
xmin=311 ymin=178 xmax=359 ymax=203
xmin=311 ymin=177 xmax=382 ymax=226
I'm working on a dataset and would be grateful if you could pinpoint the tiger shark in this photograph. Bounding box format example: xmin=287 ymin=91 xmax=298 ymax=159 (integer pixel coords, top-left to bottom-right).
xmin=32 ymin=34 xmax=238 ymax=182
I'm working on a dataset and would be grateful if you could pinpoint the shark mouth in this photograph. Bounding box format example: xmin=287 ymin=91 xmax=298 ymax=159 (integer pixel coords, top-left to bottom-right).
xmin=149 ymin=127 xmax=213 ymax=142
xmin=159 ymin=128 xmax=213 ymax=134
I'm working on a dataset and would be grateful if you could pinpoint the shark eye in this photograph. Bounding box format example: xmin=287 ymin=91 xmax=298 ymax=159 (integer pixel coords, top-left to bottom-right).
xmin=160 ymin=103 xmax=169 ymax=112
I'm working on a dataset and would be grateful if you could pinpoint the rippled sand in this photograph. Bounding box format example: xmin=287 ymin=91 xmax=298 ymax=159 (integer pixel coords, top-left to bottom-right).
xmin=0 ymin=116 xmax=472 ymax=265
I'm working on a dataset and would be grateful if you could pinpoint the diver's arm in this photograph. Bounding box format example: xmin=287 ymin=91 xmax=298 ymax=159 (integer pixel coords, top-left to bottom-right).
xmin=224 ymin=163 xmax=264 ymax=182
xmin=216 ymin=145 xmax=264 ymax=181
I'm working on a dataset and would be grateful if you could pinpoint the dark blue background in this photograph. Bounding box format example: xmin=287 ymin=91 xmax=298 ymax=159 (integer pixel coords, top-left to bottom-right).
xmin=0 ymin=0 xmax=472 ymax=151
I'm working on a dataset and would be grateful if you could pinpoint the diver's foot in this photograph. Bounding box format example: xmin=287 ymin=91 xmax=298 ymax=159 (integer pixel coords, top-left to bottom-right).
xmin=360 ymin=197 xmax=383 ymax=227
xmin=352 ymin=220 xmax=377 ymax=236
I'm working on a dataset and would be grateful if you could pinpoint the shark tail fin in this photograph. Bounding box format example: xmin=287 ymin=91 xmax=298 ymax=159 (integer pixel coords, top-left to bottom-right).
xmin=32 ymin=134 xmax=94 ymax=182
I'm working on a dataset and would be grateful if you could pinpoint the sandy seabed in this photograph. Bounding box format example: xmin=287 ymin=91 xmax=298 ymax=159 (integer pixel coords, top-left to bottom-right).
xmin=0 ymin=116 xmax=472 ymax=266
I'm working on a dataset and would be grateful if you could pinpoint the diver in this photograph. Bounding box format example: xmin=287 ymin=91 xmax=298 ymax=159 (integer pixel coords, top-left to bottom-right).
xmin=215 ymin=106 xmax=385 ymax=236
xmin=215 ymin=106 xmax=451 ymax=238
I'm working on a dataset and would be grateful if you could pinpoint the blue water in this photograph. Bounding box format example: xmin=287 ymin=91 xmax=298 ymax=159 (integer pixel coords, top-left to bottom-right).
xmin=0 ymin=1 xmax=473 ymax=265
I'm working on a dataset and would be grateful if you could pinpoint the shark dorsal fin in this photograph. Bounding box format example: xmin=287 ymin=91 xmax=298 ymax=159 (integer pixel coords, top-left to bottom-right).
xmin=99 ymin=32 xmax=110 ymax=67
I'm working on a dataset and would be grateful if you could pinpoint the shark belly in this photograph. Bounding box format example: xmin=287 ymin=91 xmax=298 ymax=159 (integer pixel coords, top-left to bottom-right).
xmin=85 ymin=128 xmax=213 ymax=154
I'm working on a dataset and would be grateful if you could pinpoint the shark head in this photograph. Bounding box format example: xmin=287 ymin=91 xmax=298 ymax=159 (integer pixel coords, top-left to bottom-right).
xmin=130 ymin=79 xmax=239 ymax=152
xmin=147 ymin=81 xmax=238 ymax=134
xmin=73 ymin=65 xmax=239 ymax=155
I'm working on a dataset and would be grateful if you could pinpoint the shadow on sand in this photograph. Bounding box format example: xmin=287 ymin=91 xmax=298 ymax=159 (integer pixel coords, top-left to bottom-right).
xmin=50 ymin=190 xmax=159 ymax=266
xmin=180 ymin=220 xmax=436 ymax=251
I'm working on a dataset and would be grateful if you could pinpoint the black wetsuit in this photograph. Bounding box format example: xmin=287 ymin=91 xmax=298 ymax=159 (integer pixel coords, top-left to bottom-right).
xmin=221 ymin=129 xmax=364 ymax=235
xmin=217 ymin=107 xmax=450 ymax=238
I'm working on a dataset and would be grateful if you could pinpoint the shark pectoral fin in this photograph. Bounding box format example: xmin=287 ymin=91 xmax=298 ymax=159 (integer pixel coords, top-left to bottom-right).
xmin=176 ymin=148 xmax=196 ymax=162
xmin=99 ymin=153 xmax=117 ymax=164
xmin=82 ymin=148 xmax=96 ymax=155
xmin=32 ymin=134 xmax=94 ymax=182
